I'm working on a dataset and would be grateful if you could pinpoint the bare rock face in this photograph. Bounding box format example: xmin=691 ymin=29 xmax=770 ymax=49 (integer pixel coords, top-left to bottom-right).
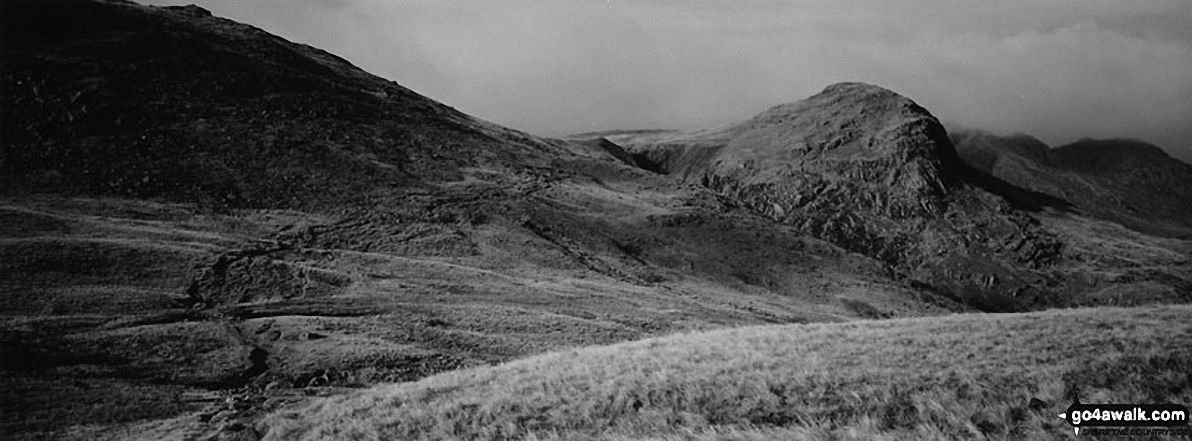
xmin=703 ymin=83 xmax=961 ymax=228
xmin=615 ymin=83 xmax=1063 ymax=311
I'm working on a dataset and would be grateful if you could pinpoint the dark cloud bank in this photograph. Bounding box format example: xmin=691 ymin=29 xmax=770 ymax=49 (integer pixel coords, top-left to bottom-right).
xmin=148 ymin=0 xmax=1192 ymax=161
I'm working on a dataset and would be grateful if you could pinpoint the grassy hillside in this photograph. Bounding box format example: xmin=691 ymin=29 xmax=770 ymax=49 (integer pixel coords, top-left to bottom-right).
xmin=0 ymin=188 xmax=947 ymax=439
xmin=264 ymin=305 xmax=1192 ymax=440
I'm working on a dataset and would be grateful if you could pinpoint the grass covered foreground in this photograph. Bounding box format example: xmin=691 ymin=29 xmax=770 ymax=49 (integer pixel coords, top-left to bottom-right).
xmin=263 ymin=305 xmax=1192 ymax=440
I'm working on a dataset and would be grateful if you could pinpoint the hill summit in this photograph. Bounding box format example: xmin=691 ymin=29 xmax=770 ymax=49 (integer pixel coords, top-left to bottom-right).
xmin=608 ymin=83 xmax=1071 ymax=311
xmin=710 ymin=82 xmax=964 ymax=218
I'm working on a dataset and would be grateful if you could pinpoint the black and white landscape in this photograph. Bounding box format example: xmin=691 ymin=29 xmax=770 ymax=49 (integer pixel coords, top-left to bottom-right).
xmin=2 ymin=1 xmax=1190 ymax=440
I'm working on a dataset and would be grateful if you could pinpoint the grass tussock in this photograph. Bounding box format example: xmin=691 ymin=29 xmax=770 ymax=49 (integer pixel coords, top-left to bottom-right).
xmin=263 ymin=305 xmax=1192 ymax=440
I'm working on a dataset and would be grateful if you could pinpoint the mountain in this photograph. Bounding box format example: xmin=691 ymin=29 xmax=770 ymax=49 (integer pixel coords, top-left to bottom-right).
xmin=950 ymin=129 xmax=1192 ymax=238
xmin=2 ymin=1 xmax=1189 ymax=439
xmin=2 ymin=0 xmax=567 ymax=210
xmin=0 ymin=2 xmax=957 ymax=438
xmin=606 ymin=83 xmax=1083 ymax=312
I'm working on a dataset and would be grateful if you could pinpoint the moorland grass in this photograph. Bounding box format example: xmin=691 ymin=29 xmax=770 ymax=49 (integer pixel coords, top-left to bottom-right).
xmin=264 ymin=305 xmax=1192 ymax=440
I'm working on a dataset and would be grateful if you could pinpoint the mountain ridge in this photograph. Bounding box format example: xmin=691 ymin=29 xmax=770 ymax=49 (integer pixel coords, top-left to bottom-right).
xmin=949 ymin=128 xmax=1192 ymax=238
xmin=2 ymin=0 xmax=571 ymax=211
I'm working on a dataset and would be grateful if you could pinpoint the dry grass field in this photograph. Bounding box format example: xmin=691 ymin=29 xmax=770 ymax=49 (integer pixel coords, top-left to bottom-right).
xmin=264 ymin=305 xmax=1192 ymax=440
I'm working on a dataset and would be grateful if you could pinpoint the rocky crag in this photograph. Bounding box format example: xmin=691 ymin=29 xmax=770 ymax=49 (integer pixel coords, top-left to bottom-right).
xmin=605 ymin=83 xmax=1187 ymax=312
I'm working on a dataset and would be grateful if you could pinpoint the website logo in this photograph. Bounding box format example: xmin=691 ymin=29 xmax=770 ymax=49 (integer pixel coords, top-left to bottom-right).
xmin=1059 ymin=402 xmax=1188 ymax=436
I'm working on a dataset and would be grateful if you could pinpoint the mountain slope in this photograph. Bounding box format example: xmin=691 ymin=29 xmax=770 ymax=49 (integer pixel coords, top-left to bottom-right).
xmin=1050 ymin=138 xmax=1192 ymax=234
xmin=1 ymin=0 xmax=568 ymax=210
xmin=606 ymin=83 xmax=1083 ymax=312
xmin=950 ymin=129 xmax=1192 ymax=238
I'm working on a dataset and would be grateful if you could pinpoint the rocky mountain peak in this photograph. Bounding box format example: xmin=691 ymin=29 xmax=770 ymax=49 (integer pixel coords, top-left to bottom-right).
xmin=735 ymin=82 xmax=956 ymax=159
xmin=611 ymin=83 xmax=1070 ymax=311
xmin=707 ymin=82 xmax=963 ymax=220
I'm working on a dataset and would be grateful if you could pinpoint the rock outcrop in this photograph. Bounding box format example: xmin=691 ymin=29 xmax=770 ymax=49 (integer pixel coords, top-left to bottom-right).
xmin=611 ymin=83 xmax=1065 ymax=311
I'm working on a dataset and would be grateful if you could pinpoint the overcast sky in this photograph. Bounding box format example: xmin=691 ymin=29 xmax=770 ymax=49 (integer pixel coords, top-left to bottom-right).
xmin=147 ymin=0 xmax=1192 ymax=161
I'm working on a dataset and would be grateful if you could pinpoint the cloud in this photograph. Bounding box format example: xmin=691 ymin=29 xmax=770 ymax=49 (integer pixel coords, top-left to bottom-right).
xmin=855 ymin=22 xmax=1192 ymax=157
xmin=146 ymin=0 xmax=1192 ymax=161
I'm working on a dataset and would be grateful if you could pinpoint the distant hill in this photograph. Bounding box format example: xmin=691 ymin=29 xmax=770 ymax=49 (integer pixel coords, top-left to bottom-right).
xmin=950 ymin=129 xmax=1192 ymax=238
